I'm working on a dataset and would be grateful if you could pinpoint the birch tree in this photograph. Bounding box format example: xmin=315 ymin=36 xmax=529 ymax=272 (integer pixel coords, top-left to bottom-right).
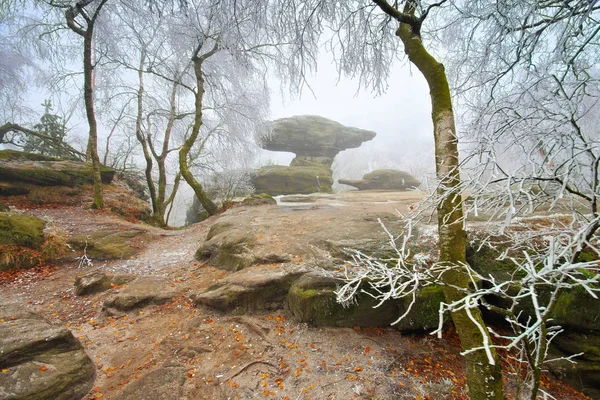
xmin=329 ymin=1 xmax=600 ymax=398
xmin=162 ymin=0 xmax=274 ymax=216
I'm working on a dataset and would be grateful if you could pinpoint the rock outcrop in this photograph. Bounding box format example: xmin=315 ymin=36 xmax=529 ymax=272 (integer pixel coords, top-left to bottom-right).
xmin=263 ymin=115 xmax=377 ymax=166
xmin=286 ymin=273 xmax=445 ymax=330
xmin=0 ymin=149 xmax=115 ymax=187
xmin=467 ymin=239 xmax=600 ymax=398
xmin=253 ymin=164 xmax=334 ymax=196
xmin=338 ymin=169 xmax=420 ymax=191
xmin=68 ymin=229 xmax=148 ymax=260
xmin=0 ymin=302 xmax=95 ymax=400
xmin=103 ymin=277 xmax=176 ymax=312
xmin=0 ymin=213 xmax=46 ymax=249
xmin=191 ymin=265 xmax=305 ymax=313
xmin=74 ymin=270 xmax=136 ymax=296
xmin=255 ymin=116 xmax=376 ymax=195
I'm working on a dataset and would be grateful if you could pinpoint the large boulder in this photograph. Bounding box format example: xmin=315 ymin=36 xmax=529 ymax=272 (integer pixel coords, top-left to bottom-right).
xmin=191 ymin=265 xmax=306 ymax=313
xmin=467 ymin=238 xmax=600 ymax=398
xmin=547 ymin=331 xmax=600 ymax=399
xmin=103 ymin=277 xmax=176 ymax=312
xmin=68 ymin=229 xmax=148 ymax=260
xmin=196 ymin=221 xmax=292 ymax=271
xmin=286 ymin=273 xmax=445 ymax=331
xmin=0 ymin=302 xmax=95 ymax=400
xmin=263 ymin=115 xmax=376 ymax=166
xmin=0 ymin=149 xmax=114 ymax=186
xmin=338 ymin=169 xmax=420 ymax=191
xmin=253 ymin=164 xmax=334 ymax=196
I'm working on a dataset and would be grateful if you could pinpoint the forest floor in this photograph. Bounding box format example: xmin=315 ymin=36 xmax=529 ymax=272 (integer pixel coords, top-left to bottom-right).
xmin=0 ymin=191 xmax=593 ymax=400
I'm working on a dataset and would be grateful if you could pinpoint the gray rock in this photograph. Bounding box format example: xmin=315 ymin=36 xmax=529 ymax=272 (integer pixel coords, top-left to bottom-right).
xmin=547 ymin=332 xmax=600 ymax=399
xmin=263 ymin=115 xmax=376 ymax=163
xmin=74 ymin=270 xmax=135 ymax=296
xmin=103 ymin=277 xmax=175 ymax=311
xmin=191 ymin=265 xmax=305 ymax=313
xmin=252 ymin=164 xmax=334 ymax=196
xmin=196 ymin=221 xmax=292 ymax=271
xmin=0 ymin=302 xmax=95 ymax=400
xmin=338 ymin=169 xmax=420 ymax=191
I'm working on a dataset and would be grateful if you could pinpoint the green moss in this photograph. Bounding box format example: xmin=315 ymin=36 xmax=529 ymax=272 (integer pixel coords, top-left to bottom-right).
xmin=68 ymin=230 xmax=146 ymax=260
xmin=253 ymin=165 xmax=334 ymax=195
xmin=552 ymin=286 xmax=600 ymax=332
xmin=242 ymin=193 xmax=277 ymax=206
xmin=286 ymin=274 xmax=445 ymax=331
xmin=0 ymin=200 xmax=8 ymax=212
xmin=0 ymin=213 xmax=46 ymax=249
xmin=466 ymin=241 xmax=523 ymax=282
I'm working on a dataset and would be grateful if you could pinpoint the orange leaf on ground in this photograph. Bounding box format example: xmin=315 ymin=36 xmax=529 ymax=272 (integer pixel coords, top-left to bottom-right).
xmin=39 ymin=366 xmax=47 ymax=371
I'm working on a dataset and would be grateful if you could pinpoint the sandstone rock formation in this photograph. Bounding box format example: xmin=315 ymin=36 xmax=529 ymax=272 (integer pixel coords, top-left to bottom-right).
xmin=263 ymin=115 xmax=377 ymax=166
xmin=103 ymin=277 xmax=176 ymax=312
xmin=0 ymin=149 xmax=115 ymax=187
xmin=338 ymin=169 xmax=420 ymax=191
xmin=254 ymin=115 xmax=376 ymax=195
xmin=0 ymin=302 xmax=95 ymax=400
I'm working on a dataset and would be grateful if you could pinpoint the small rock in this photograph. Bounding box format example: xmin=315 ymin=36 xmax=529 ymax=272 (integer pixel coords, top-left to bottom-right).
xmin=74 ymin=270 xmax=135 ymax=296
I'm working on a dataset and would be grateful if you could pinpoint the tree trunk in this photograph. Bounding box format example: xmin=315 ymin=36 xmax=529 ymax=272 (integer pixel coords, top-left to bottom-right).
xmin=83 ymin=29 xmax=103 ymax=209
xmin=178 ymin=55 xmax=218 ymax=216
xmin=395 ymin=20 xmax=505 ymax=400
xmin=133 ymin=51 xmax=160 ymax=223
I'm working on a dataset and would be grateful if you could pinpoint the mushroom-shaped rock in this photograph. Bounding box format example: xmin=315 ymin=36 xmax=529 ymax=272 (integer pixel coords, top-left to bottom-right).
xmin=338 ymin=169 xmax=420 ymax=191
xmin=262 ymin=115 xmax=376 ymax=167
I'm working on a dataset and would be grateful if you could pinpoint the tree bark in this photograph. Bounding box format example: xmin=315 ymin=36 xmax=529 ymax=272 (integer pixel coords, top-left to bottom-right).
xmin=392 ymin=5 xmax=505 ymax=400
xmin=178 ymin=46 xmax=219 ymax=216
xmin=83 ymin=29 xmax=103 ymax=209
xmin=65 ymin=0 xmax=109 ymax=210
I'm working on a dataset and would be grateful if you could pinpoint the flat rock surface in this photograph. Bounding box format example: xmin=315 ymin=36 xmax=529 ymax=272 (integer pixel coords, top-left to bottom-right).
xmin=103 ymin=277 xmax=176 ymax=311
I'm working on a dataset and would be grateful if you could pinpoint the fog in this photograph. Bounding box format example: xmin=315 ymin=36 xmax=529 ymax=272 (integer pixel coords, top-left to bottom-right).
xmin=165 ymin=55 xmax=437 ymax=226
xmin=264 ymin=55 xmax=435 ymax=179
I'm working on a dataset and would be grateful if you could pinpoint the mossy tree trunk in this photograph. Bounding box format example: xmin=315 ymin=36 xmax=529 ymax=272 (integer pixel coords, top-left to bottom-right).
xmin=65 ymin=0 xmax=109 ymax=210
xmin=373 ymin=1 xmax=504 ymax=399
xmin=178 ymin=42 xmax=219 ymax=216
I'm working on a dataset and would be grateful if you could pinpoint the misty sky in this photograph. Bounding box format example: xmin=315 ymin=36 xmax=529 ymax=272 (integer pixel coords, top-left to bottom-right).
xmin=262 ymin=54 xmax=436 ymax=181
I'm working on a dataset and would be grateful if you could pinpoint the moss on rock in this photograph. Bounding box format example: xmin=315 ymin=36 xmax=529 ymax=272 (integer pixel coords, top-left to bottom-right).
xmin=253 ymin=165 xmax=334 ymax=196
xmin=242 ymin=193 xmax=277 ymax=206
xmin=68 ymin=230 xmax=147 ymax=260
xmin=0 ymin=213 xmax=46 ymax=249
xmin=286 ymin=273 xmax=445 ymax=331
